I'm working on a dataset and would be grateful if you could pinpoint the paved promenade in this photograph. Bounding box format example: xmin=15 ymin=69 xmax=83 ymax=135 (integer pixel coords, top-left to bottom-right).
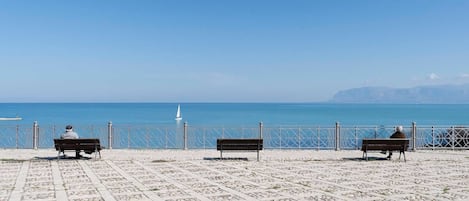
xmin=0 ymin=149 xmax=468 ymax=201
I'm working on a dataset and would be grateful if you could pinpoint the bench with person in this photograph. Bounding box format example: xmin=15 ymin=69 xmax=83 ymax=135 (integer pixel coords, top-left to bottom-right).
xmin=361 ymin=138 xmax=409 ymax=161
xmin=54 ymin=138 xmax=102 ymax=160
xmin=216 ymin=138 xmax=263 ymax=161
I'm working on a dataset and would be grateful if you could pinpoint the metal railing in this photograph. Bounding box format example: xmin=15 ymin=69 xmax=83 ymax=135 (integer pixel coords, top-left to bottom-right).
xmin=1 ymin=121 xmax=468 ymax=150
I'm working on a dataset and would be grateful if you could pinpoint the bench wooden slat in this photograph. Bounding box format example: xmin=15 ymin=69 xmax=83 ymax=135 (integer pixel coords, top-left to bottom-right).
xmin=216 ymin=145 xmax=264 ymax=150
xmin=361 ymin=138 xmax=409 ymax=161
xmin=216 ymin=138 xmax=263 ymax=161
xmin=54 ymin=138 xmax=102 ymax=160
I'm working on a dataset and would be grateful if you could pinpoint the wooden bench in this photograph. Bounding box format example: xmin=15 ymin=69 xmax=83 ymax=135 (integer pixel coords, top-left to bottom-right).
xmin=54 ymin=138 xmax=102 ymax=160
xmin=217 ymin=138 xmax=263 ymax=161
xmin=361 ymin=138 xmax=409 ymax=161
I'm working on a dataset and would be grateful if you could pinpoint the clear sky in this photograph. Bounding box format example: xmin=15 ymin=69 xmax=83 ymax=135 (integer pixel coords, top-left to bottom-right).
xmin=1 ymin=1 xmax=468 ymax=102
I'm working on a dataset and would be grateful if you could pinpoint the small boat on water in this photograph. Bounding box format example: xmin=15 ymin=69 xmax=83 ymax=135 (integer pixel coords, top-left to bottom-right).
xmin=175 ymin=104 xmax=182 ymax=121
xmin=0 ymin=117 xmax=22 ymax=121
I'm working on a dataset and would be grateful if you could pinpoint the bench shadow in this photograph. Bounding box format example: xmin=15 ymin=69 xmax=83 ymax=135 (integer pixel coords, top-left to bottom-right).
xmin=203 ymin=157 xmax=249 ymax=161
xmin=342 ymin=157 xmax=389 ymax=161
xmin=34 ymin=155 xmax=93 ymax=161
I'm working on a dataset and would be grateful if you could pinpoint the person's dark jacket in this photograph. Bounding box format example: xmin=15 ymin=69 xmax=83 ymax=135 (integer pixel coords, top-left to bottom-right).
xmin=390 ymin=131 xmax=406 ymax=138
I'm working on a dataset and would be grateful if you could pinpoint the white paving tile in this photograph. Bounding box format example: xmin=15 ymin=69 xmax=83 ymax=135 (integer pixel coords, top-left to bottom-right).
xmin=0 ymin=149 xmax=468 ymax=200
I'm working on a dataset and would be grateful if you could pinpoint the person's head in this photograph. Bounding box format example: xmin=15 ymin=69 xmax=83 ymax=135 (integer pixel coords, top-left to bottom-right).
xmin=66 ymin=125 xmax=73 ymax=132
xmin=396 ymin=125 xmax=403 ymax=132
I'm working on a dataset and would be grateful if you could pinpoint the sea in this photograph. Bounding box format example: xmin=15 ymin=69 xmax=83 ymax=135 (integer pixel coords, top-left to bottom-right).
xmin=1 ymin=103 xmax=469 ymax=127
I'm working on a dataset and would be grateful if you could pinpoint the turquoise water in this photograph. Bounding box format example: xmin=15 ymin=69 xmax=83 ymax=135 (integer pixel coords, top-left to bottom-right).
xmin=1 ymin=103 xmax=469 ymax=126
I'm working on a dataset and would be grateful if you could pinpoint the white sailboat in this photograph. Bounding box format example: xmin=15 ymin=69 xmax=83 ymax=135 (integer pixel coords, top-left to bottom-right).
xmin=175 ymin=104 xmax=182 ymax=121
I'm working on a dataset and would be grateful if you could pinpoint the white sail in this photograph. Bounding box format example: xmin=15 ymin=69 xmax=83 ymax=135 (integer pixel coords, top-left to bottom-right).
xmin=175 ymin=104 xmax=182 ymax=121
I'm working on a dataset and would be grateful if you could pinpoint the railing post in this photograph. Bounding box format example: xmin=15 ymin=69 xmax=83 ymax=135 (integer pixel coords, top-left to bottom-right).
xmin=259 ymin=122 xmax=263 ymax=139
xmin=451 ymin=126 xmax=455 ymax=150
xmin=354 ymin=126 xmax=358 ymax=150
xmin=431 ymin=126 xmax=435 ymax=150
xmin=335 ymin=122 xmax=340 ymax=151
xmin=374 ymin=126 xmax=378 ymax=138
xmin=16 ymin=125 xmax=19 ymax=149
xmin=412 ymin=122 xmax=417 ymax=151
xmin=127 ymin=127 xmax=131 ymax=148
xmin=298 ymin=127 xmax=301 ymax=149
xmin=183 ymin=122 xmax=188 ymax=150
xmin=107 ymin=121 xmax=113 ymax=150
xmin=258 ymin=122 xmax=263 ymax=161
xmin=279 ymin=128 xmax=282 ymax=149
xmin=33 ymin=121 xmax=38 ymax=150
xmin=317 ymin=127 xmax=320 ymax=150
xmin=165 ymin=128 xmax=168 ymax=149
xmin=145 ymin=127 xmax=149 ymax=148
xmin=203 ymin=128 xmax=206 ymax=149
xmin=52 ymin=125 xmax=56 ymax=139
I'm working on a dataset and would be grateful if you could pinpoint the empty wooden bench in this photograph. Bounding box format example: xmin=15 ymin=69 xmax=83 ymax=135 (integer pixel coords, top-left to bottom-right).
xmin=54 ymin=138 xmax=102 ymax=160
xmin=361 ymin=138 xmax=409 ymax=161
xmin=217 ymin=138 xmax=263 ymax=161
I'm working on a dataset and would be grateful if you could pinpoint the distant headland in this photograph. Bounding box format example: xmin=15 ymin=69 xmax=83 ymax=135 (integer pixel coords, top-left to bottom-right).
xmin=330 ymin=84 xmax=469 ymax=104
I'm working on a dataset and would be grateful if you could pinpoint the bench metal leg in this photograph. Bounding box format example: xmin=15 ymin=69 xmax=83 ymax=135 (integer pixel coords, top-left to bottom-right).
xmin=398 ymin=151 xmax=406 ymax=162
xmin=75 ymin=150 xmax=81 ymax=159
xmin=363 ymin=146 xmax=369 ymax=161
xmin=257 ymin=150 xmax=259 ymax=162
xmin=94 ymin=146 xmax=99 ymax=159
xmin=401 ymin=151 xmax=406 ymax=162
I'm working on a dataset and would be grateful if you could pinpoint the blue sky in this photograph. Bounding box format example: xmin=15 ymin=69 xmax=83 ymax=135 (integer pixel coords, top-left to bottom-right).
xmin=1 ymin=1 xmax=468 ymax=102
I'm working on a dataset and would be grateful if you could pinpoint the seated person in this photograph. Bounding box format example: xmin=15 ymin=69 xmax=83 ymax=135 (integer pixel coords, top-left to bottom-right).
xmin=60 ymin=125 xmax=82 ymax=158
xmin=387 ymin=125 xmax=407 ymax=159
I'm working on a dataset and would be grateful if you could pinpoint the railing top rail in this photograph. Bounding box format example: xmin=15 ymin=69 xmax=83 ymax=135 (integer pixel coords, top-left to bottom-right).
xmin=416 ymin=125 xmax=469 ymax=128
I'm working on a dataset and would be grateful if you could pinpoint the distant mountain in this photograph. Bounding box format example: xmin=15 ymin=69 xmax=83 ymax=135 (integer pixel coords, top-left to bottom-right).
xmin=330 ymin=84 xmax=469 ymax=103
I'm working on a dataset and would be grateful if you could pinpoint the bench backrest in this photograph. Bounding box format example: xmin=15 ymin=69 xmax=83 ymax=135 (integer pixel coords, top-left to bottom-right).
xmin=361 ymin=139 xmax=409 ymax=151
xmin=217 ymin=139 xmax=263 ymax=150
xmin=54 ymin=138 xmax=102 ymax=151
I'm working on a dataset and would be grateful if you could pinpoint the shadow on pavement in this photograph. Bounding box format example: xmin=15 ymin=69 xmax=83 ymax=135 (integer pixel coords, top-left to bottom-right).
xmin=203 ymin=157 xmax=249 ymax=161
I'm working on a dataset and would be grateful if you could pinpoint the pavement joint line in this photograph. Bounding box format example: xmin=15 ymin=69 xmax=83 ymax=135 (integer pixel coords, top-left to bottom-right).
xmin=133 ymin=160 xmax=212 ymax=201
xmin=269 ymin=161 xmax=390 ymax=198
xmin=51 ymin=160 xmax=68 ymax=201
xmin=287 ymin=161 xmax=437 ymax=199
xmin=78 ymin=160 xmax=116 ymax=201
xmin=167 ymin=161 xmax=258 ymax=200
xmin=223 ymin=161 xmax=363 ymax=200
xmin=9 ymin=161 xmax=29 ymax=201
xmin=208 ymin=161 xmax=342 ymax=200
xmin=182 ymin=161 xmax=280 ymax=199
xmin=105 ymin=160 xmax=163 ymax=201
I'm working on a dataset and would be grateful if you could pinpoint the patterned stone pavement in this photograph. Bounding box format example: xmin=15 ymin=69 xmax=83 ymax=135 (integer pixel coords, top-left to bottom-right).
xmin=0 ymin=150 xmax=469 ymax=201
